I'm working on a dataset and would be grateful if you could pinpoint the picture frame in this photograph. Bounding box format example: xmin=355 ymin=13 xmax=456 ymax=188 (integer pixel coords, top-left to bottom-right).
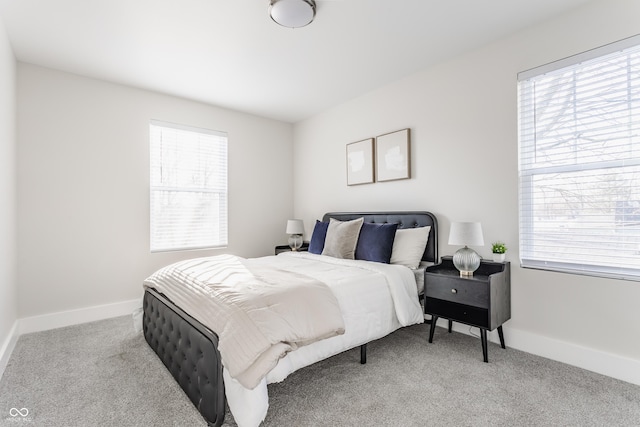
xmin=375 ymin=128 xmax=410 ymax=182
xmin=346 ymin=138 xmax=374 ymax=185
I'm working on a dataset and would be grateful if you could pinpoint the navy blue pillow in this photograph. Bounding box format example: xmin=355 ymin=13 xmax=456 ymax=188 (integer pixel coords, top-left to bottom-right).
xmin=355 ymin=222 xmax=398 ymax=263
xmin=308 ymin=220 xmax=329 ymax=254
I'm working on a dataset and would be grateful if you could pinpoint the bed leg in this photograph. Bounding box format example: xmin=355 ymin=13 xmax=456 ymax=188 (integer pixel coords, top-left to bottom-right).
xmin=360 ymin=344 xmax=367 ymax=364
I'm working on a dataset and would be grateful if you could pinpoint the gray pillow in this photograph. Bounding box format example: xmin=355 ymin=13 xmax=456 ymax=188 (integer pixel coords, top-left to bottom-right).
xmin=321 ymin=217 xmax=364 ymax=259
xmin=390 ymin=226 xmax=431 ymax=269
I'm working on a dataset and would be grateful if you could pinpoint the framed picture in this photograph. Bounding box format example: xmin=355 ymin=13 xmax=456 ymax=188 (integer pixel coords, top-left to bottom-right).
xmin=375 ymin=128 xmax=410 ymax=182
xmin=346 ymin=138 xmax=374 ymax=185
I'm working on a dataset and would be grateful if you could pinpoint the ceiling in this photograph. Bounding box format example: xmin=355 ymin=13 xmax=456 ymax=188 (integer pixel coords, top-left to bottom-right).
xmin=0 ymin=0 xmax=594 ymax=123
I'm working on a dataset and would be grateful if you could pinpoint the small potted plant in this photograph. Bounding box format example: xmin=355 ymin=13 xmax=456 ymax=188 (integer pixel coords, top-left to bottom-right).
xmin=491 ymin=241 xmax=507 ymax=262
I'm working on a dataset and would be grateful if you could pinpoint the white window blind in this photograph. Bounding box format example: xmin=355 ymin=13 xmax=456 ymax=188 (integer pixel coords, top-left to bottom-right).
xmin=150 ymin=120 xmax=228 ymax=252
xmin=518 ymin=35 xmax=640 ymax=281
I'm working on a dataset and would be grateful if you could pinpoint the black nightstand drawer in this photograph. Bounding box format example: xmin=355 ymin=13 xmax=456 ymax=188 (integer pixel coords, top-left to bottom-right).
xmin=425 ymin=298 xmax=489 ymax=329
xmin=425 ymin=275 xmax=488 ymax=309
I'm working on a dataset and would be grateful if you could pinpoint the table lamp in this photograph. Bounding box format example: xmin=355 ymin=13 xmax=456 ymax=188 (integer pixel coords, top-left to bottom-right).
xmin=286 ymin=219 xmax=304 ymax=251
xmin=448 ymin=222 xmax=484 ymax=276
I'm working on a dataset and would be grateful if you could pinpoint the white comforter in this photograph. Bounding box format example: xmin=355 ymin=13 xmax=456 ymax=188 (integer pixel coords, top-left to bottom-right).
xmin=226 ymin=251 xmax=424 ymax=427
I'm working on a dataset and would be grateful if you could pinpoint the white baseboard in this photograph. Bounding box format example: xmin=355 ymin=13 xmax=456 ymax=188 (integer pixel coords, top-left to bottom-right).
xmin=435 ymin=318 xmax=640 ymax=387
xmin=0 ymin=321 xmax=19 ymax=381
xmin=505 ymin=327 xmax=640 ymax=387
xmin=0 ymin=299 xmax=141 ymax=381
xmin=18 ymin=298 xmax=142 ymax=335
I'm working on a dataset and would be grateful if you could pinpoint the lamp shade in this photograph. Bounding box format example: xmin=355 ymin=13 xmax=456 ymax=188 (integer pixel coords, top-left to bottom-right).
xmin=286 ymin=219 xmax=305 ymax=235
xmin=269 ymin=0 xmax=316 ymax=28
xmin=448 ymin=222 xmax=484 ymax=246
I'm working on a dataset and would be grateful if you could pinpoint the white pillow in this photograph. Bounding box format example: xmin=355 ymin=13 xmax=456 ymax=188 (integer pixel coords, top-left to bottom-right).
xmin=321 ymin=217 xmax=364 ymax=259
xmin=390 ymin=226 xmax=431 ymax=269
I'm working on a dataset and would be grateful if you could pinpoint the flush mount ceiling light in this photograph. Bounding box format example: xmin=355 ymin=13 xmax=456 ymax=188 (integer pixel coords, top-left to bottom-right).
xmin=269 ymin=0 xmax=316 ymax=29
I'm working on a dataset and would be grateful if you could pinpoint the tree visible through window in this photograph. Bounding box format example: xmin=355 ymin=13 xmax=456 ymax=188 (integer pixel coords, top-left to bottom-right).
xmin=518 ymin=35 xmax=640 ymax=280
xmin=150 ymin=121 xmax=228 ymax=252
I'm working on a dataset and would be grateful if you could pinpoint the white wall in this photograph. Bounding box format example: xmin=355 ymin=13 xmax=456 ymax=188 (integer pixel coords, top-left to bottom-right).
xmin=17 ymin=64 xmax=293 ymax=319
xmin=293 ymin=0 xmax=640 ymax=383
xmin=0 ymin=16 xmax=17 ymax=372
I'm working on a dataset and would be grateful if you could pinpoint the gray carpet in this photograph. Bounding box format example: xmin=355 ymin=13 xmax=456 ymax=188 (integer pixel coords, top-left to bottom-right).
xmin=1 ymin=315 xmax=639 ymax=426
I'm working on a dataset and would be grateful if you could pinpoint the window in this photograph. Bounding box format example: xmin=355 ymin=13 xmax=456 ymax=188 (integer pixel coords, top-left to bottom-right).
xmin=518 ymin=35 xmax=640 ymax=281
xmin=150 ymin=120 xmax=228 ymax=252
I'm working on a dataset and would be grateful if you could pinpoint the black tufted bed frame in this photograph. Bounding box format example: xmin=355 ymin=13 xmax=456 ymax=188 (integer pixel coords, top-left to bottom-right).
xmin=143 ymin=211 xmax=438 ymax=426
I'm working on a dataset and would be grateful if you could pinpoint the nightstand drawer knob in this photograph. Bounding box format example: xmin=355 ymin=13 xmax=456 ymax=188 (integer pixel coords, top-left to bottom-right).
xmin=451 ymin=288 xmax=457 ymax=294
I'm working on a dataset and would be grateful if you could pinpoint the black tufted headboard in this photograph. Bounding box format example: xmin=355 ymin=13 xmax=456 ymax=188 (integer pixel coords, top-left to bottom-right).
xmin=322 ymin=211 xmax=438 ymax=263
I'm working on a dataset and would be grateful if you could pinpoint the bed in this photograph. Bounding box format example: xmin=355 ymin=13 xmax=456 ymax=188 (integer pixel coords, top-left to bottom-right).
xmin=142 ymin=211 xmax=438 ymax=426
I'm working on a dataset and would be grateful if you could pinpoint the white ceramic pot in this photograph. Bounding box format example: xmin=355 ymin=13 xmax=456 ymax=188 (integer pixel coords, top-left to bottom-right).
xmin=492 ymin=253 xmax=506 ymax=262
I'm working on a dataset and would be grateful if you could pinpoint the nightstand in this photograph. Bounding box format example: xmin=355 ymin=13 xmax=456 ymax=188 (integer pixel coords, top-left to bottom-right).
xmin=424 ymin=256 xmax=511 ymax=362
xmin=275 ymin=242 xmax=309 ymax=255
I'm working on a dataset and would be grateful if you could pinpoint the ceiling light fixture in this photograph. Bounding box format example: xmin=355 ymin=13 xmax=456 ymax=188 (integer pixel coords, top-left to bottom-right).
xmin=269 ymin=0 xmax=316 ymax=29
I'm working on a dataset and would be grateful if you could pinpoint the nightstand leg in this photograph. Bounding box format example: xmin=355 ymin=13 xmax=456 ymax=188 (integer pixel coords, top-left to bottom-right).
xmin=480 ymin=329 xmax=488 ymax=363
xmin=428 ymin=316 xmax=439 ymax=343
xmin=360 ymin=344 xmax=367 ymax=364
xmin=497 ymin=326 xmax=506 ymax=349
xmin=448 ymin=319 xmax=453 ymax=333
